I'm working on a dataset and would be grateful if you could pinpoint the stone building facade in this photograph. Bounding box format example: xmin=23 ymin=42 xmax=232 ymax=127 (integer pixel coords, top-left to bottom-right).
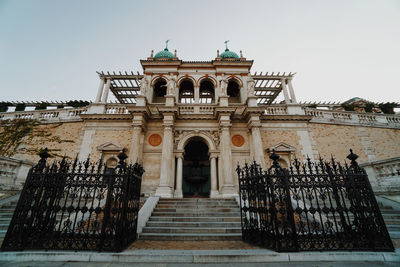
xmin=3 ymin=44 xmax=400 ymax=197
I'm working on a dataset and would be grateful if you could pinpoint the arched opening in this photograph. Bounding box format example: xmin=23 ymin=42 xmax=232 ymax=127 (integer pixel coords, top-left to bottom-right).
xmin=182 ymin=138 xmax=210 ymax=197
xmin=227 ymin=80 xmax=240 ymax=103
xmin=199 ymin=80 xmax=214 ymax=104
xmin=153 ymin=79 xmax=167 ymax=103
xmin=179 ymin=79 xmax=194 ymax=104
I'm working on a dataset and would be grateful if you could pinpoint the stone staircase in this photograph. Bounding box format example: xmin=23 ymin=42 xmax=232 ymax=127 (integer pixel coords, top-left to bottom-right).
xmin=0 ymin=197 xmax=18 ymax=244
xmin=139 ymin=198 xmax=242 ymax=241
xmin=378 ymin=202 xmax=400 ymax=239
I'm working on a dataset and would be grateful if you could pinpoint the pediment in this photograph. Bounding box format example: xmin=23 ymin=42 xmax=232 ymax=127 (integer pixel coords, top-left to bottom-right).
xmin=267 ymin=142 xmax=297 ymax=153
xmin=97 ymin=142 xmax=124 ymax=152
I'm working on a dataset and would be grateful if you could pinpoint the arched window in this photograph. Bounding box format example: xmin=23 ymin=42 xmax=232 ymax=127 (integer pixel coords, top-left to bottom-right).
xmin=153 ymin=79 xmax=167 ymax=103
xmin=179 ymin=79 xmax=194 ymax=104
xmin=199 ymin=80 xmax=214 ymax=104
xmin=227 ymin=80 xmax=240 ymax=103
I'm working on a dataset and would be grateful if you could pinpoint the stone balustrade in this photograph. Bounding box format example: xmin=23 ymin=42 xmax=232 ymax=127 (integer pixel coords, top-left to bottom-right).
xmin=0 ymin=107 xmax=88 ymax=122
xmin=105 ymin=105 xmax=129 ymax=114
xmin=264 ymin=106 xmax=288 ymax=115
xmin=303 ymin=108 xmax=400 ymax=129
xmin=178 ymin=105 xmax=214 ymax=115
xmin=361 ymin=157 xmax=400 ymax=193
xmin=0 ymin=156 xmax=34 ymax=190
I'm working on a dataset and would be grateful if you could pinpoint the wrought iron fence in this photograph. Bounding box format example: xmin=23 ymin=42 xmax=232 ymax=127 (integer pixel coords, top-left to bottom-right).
xmin=1 ymin=148 xmax=144 ymax=252
xmin=236 ymin=150 xmax=394 ymax=252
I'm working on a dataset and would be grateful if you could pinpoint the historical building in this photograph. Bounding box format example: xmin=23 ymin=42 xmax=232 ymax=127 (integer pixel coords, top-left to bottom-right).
xmin=1 ymin=42 xmax=400 ymax=198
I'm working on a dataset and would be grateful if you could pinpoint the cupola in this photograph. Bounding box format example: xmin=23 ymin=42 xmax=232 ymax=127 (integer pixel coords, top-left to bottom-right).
xmin=154 ymin=40 xmax=174 ymax=60
xmin=220 ymin=40 xmax=239 ymax=59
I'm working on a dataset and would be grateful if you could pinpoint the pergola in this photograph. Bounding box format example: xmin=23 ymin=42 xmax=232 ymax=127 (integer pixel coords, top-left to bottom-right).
xmin=252 ymin=72 xmax=295 ymax=105
xmin=97 ymin=71 xmax=142 ymax=104
xmin=97 ymin=71 xmax=296 ymax=105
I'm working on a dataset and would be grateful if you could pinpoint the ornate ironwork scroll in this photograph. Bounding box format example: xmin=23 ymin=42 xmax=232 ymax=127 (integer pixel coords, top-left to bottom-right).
xmin=1 ymin=148 xmax=144 ymax=252
xmin=236 ymin=150 xmax=394 ymax=252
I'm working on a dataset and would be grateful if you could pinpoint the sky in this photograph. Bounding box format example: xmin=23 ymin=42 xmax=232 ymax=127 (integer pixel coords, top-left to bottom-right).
xmin=0 ymin=0 xmax=399 ymax=104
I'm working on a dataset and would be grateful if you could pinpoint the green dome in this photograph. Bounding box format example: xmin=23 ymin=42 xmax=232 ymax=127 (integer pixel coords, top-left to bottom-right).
xmin=220 ymin=48 xmax=239 ymax=59
xmin=154 ymin=48 xmax=174 ymax=60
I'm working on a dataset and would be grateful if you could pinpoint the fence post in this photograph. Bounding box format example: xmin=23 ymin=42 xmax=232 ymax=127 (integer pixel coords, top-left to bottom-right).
xmin=117 ymin=149 xmax=129 ymax=251
xmin=347 ymin=149 xmax=394 ymax=251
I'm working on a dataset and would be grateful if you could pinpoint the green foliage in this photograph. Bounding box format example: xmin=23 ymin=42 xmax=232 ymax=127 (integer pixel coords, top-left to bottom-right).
xmin=307 ymin=104 xmax=317 ymax=108
xmin=378 ymin=102 xmax=396 ymax=114
xmin=0 ymin=102 xmax=11 ymax=112
xmin=15 ymin=104 xmax=26 ymax=112
xmin=364 ymin=103 xmax=374 ymax=113
xmin=341 ymin=103 xmax=355 ymax=111
xmin=0 ymin=119 xmax=74 ymax=158
xmin=35 ymin=103 xmax=49 ymax=110
xmin=67 ymin=100 xmax=90 ymax=108
xmin=57 ymin=105 xmax=64 ymax=109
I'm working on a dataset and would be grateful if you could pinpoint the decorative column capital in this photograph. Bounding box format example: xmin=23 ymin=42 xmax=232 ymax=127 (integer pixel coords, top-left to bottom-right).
xmin=209 ymin=152 xmax=219 ymax=159
xmin=247 ymin=114 xmax=262 ymax=129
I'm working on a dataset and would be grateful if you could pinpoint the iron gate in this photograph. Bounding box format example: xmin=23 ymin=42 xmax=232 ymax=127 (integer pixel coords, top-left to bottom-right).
xmin=1 ymin=148 xmax=144 ymax=252
xmin=236 ymin=150 xmax=394 ymax=252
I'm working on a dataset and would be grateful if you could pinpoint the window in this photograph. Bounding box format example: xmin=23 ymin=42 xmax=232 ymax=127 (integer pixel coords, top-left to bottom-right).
xmin=227 ymin=80 xmax=240 ymax=103
xmin=199 ymin=80 xmax=214 ymax=104
xmin=179 ymin=79 xmax=194 ymax=104
xmin=153 ymin=79 xmax=167 ymax=103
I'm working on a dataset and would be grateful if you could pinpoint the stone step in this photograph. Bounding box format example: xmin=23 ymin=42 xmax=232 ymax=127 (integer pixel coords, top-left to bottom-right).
xmin=389 ymin=231 xmax=400 ymax=238
xmin=142 ymin=227 xmax=242 ymax=234
xmin=149 ymin=216 xmax=241 ymax=222
xmin=139 ymin=233 xmax=242 ymax=241
xmin=153 ymin=208 xmax=240 ymax=213
xmin=146 ymin=221 xmax=241 ymax=228
xmin=151 ymin=212 xmax=240 ymax=217
xmin=158 ymin=200 xmax=236 ymax=204
xmin=0 ymin=213 xmax=13 ymax=218
xmin=156 ymin=204 xmax=239 ymax=209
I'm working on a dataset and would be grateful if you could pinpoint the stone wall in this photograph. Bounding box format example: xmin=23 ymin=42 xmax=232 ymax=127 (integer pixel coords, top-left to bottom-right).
xmin=14 ymin=121 xmax=84 ymax=163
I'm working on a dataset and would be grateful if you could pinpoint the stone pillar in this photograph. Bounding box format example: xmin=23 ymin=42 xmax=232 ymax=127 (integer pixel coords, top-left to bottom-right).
xmin=194 ymin=85 xmax=200 ymax=104
xmin=174 ymin=153 xmax=184 ymax=198
xmin=155 ymin=113 xmax=175 ymax=198
xmin=287 ymin=78 xmax=297 ymax=103
xmin=101 ymin=78 xmax=111 ymax=103
xmin=219 ymin=114 xmax=237 ymax=197
xmin=129 ymin=114 xmax=145 ymax=163
xmin=248 ymin=115 xmax=266 ymax=170
xmin=280 ymin=78 xmax=290 ymax=104
xmin=210 ymin=153 xmax=219 ymax=198
xmin=95 ymin=78 xmax=105 ymax=103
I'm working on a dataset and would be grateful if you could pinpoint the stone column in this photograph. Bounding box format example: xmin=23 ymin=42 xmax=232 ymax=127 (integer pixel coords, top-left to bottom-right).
xmin=129 ymin=114 xmax=145 ymax=163
xmin=101 ymin=78 xmax=111 ymax=103
xmin=287 ymin=78 xmax=297 ymax=103
xmin=174 ymin=153 xmax=184 ymax=198
xmin=194 ymin=85 xmax=200 ymax=104
xmin=280 ymin=78 xmax=290 ymax=104
xmin=219 ymin=114 xmax=237 ymax=197
xmin=248 ymin=115 xmax=266 ymax=170
xmin=210 ymin=153 xmax=219 ymax=198
xmin=95 ymin=78 xmax=105 ymax=103
xmin=155 ymin=113 xmax=175 ymax=198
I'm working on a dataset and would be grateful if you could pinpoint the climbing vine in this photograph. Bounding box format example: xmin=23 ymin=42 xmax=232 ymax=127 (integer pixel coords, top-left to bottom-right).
xmin=0 ymin=119 xmax=74 ymax=158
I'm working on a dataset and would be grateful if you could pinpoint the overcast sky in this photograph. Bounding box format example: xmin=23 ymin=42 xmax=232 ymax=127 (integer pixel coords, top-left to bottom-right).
xmin=0 ymin=0 xmax=399 ymax=103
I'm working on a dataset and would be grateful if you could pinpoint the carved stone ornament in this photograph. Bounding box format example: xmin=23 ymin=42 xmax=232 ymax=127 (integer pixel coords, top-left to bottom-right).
xmin=148 ymin=134 xmax=162 ymax=147
xmin=231 ymin=134 xmax=245 ymax=147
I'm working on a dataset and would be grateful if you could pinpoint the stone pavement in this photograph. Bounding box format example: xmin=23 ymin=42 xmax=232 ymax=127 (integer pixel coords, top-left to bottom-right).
xmin=129 ymin=240 xmax=262 ymax=250
xmin=0 ymin=248 xmax=399 ymax=266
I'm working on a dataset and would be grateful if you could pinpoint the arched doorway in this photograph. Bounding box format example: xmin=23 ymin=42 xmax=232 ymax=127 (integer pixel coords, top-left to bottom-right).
xmin=182 ymin=138 xmax=211 ymax=197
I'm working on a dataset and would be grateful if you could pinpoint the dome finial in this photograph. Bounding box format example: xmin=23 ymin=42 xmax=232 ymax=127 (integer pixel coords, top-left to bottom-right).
xmin=224 ymin=40 xmax=230 ymax=51
xmin=165 ymin=40 xmax=170 ymax=51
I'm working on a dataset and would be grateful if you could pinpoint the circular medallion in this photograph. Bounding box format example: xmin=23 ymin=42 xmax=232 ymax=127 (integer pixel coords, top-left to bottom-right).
xmin=148 ymin=134 xmax=162 ymax=147
xmin=232 ymin=135 xmax=245 ymax=147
